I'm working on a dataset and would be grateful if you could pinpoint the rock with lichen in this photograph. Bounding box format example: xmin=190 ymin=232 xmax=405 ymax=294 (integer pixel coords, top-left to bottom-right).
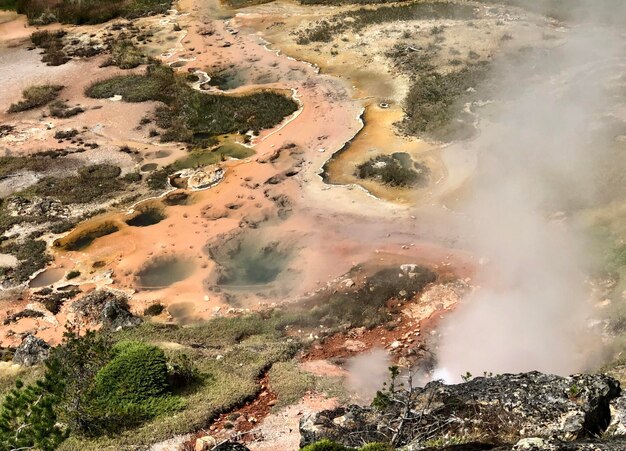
xmin=299 ymin=372 xmax=621 ymax=449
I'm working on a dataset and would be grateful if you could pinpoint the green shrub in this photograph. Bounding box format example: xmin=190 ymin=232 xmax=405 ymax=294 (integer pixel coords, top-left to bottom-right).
xmin=123 ymin=172 xmax=142 ymax=182
xmin=167 ymin=353 xmax=199 ymax=389
xmin=0 ymin=376 xmax=67 ymax=451
xmin=94 ymin=342 xmax=169 ymax=404
xmin=66 ymin=270 xmax=80 ymax=280
xmin=49 ymin=101 xmax=84 ymax=118
xmin=147 ymin=168 xmax=172 ymax=190
xmin=7 ymin=84 xmax=63 ymax=113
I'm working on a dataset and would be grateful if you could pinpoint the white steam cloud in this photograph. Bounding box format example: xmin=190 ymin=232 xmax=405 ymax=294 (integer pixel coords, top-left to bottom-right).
xmin=434 ymin=5 xmax=625 ymax=382
xmin=346 ymin=348 xmax=390 ymax=402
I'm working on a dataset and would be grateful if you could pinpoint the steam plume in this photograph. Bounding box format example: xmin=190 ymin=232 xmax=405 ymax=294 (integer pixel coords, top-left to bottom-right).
xmin=434 ymin=3 xmax=625 ymax=382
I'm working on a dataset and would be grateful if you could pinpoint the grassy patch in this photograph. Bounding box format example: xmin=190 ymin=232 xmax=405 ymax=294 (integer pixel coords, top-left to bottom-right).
xmin=58 ymin=338 xmax=297 ymax=450
xmin=402 ymin=62 xmax=490 ymax=141
xmin=221 ymin=0 xmax=273 ymax=8
xmin=269 ymin=361 xmax=315 ymax=407
xmin=296 ymin=2 xmax=476 ymax=44
xmin=16 ymin=0 xmax=172 ymax=25
xmin=7 ymin=84 xmax=63 ymax=113
xmin=299 ymin=0 xmax=405 ymax=4
xmin=105 ymin=40 xmax=151 ymax=69
xmin=86 ymin=65 xmax=298 ymax=144
xmin=0 ymin=156 xmax=54 ymax=179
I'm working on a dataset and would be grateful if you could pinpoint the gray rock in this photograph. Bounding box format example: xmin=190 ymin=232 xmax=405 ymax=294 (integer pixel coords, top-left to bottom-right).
xmin=300 ymin=372 xmax=621 ymax=449
xmin=12 ymin=334 xmax=50 ymax=366
xmin=101 ymin=299 xmax=141 ymax=330
xmin=72 ymin=289 xmax=141 ymax=330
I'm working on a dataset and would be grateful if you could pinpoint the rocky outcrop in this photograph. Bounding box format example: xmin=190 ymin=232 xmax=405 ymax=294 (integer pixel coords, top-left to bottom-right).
xmin=101 ymin=299 xmax=142 ymax=330
xmin=300 ymin=372 xmax=621 ymax=450
xmin=510 ymin=437 xmax=626 ymax=450
xmin=6 ymin=196 xmax=70 ymax=219
xmin=12 ymin=334 xmax=50 ymax=366
xmin=72 ymin=289 xmax=141 ymax=330
xmin=186 ymin=166 xmax=225 ymax=190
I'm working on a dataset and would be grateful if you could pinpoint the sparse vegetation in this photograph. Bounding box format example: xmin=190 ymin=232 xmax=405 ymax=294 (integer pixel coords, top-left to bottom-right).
xmin=16 ymin=0 xmax=172 ymax=25
xmin=0 ymin=237 xmax=50 ymax=284
xmin=403 ymin=62 xmax=490 ymax=141
xmin=86 ymin=65 xmax=298 ymax=145
xmin=106 ymin=40 xmax=151 ymax=69
xmin=23 ymin=164 xmax=125 ymax=205
xmin=30 ymin=30 xmax=69 ymax=66
xmin=0 ymin=156 xmax=54 ymax=179
xmin=7 ymin=84 xmax=63 ymax=113
xmin=296 ymin=2 xmax=475 ymax=44
xmin=355 ymin=153 xmax=430 ymax=188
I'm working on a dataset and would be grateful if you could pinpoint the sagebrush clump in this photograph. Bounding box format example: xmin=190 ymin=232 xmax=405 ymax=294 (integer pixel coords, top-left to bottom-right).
xmin=7 ymin=85 xmax=63 ymax=113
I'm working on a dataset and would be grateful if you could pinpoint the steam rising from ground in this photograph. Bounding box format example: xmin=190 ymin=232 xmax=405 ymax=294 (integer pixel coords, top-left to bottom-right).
xmin=346 ymin=348 xmax=390 ymax=402
xmin=435 ymin=3 xmax=626 ymax=382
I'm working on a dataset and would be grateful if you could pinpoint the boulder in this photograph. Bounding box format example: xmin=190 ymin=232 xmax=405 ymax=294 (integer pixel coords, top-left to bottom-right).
xmin=72 ymin=289 xmax=141 ymax=330
xmin=101 ymin=299 xmax=142 ymax=330
xmin=299 ymin=372 xmax=621 ymax=449
xmin=12 ymin=334 xmax=50 ymax=366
